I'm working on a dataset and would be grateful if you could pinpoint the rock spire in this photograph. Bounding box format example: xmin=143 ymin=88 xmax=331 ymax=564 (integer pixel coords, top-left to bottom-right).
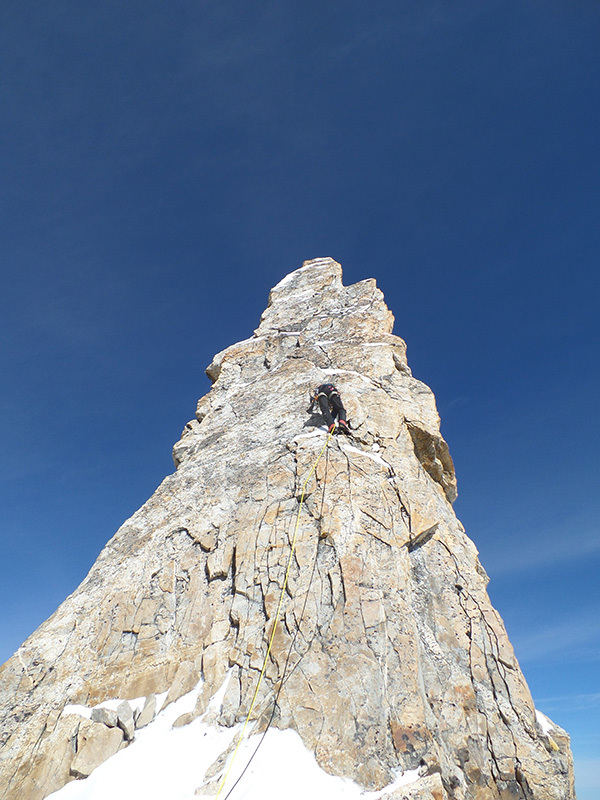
xmin=0 ymin=258 xmax=575 ymax=799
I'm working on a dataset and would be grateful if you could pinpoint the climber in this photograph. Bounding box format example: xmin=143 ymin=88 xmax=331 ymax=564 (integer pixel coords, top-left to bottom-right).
xmin=307 ymin=383 xmax=350 ymax=434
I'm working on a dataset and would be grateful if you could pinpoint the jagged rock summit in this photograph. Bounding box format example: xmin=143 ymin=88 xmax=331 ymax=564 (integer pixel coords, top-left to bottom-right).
xmin=0 ymin=258 xmax=574 ymax=800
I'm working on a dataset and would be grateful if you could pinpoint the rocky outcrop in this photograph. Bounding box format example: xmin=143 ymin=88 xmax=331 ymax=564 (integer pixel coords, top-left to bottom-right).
xmin=0 ymin=258 xmax=575 ymax=799
xmin=69 ymin=722 xmax=124 ymax=779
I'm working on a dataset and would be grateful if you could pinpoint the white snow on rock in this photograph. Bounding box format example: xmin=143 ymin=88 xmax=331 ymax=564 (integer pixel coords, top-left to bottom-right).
xmin=49 ymin=673 xmax=421 ymax=800
xmin=535 ymin=709 xmax=555 ymax=736
xmin=293 ymin=425 xmax=331 ymax=440
xmin=272 ymin=258 xmax=335 ymax=291
xmin=62 ymin=704 xmax=92 ymax=720
xmin=62 ymin=693 xmax=167 ymax=723
xmin=339 ymin=441 xmax=391 ymax=471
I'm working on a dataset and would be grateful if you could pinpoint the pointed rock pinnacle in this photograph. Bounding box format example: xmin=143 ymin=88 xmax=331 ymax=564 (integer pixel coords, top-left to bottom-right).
xmin=0 ymin=259 xmax=574 ymax=800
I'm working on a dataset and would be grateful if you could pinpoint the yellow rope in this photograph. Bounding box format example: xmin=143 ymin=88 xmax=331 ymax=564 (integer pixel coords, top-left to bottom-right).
xmin=215 ymin=427 xmax=335 ymax=799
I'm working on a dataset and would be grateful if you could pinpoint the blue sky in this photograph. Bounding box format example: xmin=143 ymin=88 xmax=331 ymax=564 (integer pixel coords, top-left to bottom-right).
xmin=1 ymin=1 xmax=598 ymax=795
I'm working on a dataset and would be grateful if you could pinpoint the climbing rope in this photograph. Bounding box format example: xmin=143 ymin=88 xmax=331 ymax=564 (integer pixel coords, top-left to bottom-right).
xmin=215 ymin=427 xmax=335 ymax=800
xmin=221 ymin=439 xmax=331 ymax=799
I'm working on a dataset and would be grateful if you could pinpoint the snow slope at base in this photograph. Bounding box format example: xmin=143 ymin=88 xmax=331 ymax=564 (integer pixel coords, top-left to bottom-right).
xmin=50 ymin=676 xmax=420 ymax=800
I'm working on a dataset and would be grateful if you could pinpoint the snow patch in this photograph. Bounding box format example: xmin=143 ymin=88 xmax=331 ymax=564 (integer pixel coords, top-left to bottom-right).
xmin=340 ymin=442 xmax=391 ymax=471
xmin=379 ymin=768 xmax=422 ymax=792
xmin=536 ymin=709 xmax=555 ymax=735
xmin=49 ymin=669 xmax=422 ymax=800
xmin=273 ymin=258 xmax=335 ymax=290
xmin=293 ymin=428 xmax=329 ymax=442
xmin=62 ymin=692 xmax=168 ymax=722
xmin=216 ymin=731 xmax=421 ymax=800
xmin=48 ymin=677 xmax=228 ymax=800
xmin=271 ymin=270 xmax=299 ymax=290
xmin=62 ymin=704 xmax=92 ymax=720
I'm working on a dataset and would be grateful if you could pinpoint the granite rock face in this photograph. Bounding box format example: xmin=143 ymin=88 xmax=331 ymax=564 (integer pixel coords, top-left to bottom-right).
xmin=0 ymin=258 xmax=575 ymax=799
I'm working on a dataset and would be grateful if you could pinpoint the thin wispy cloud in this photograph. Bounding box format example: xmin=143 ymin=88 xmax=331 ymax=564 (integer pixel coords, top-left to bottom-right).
xmin=513 ymin=613 xmax=600 ymax=664
xmin=533 ymin=693 xmax=600 ymax=711
xmin=484 ymin=523 xmax=600 ymax=576
xmin=1 ymin=5 xmax=599 ymax=794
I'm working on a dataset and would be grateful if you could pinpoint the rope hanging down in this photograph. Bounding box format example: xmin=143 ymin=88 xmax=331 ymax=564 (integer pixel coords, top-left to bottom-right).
xmin=222 ymin=439 xmax=331 ymax=800
xmin=215 ymin=427 xmax=335 ymax=800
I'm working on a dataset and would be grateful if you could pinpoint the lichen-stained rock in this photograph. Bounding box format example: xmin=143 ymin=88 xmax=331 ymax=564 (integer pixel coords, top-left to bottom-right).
xmin=0 ymin=258 xmax=575 ymax=799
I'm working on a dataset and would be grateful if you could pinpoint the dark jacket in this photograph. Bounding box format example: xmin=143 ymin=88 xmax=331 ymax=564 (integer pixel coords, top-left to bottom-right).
xmin=307 ymin=384 xmax=347 ymax=427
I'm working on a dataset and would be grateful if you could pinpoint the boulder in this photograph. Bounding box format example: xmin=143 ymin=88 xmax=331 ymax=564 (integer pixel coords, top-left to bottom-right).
xmin=90 ymin=706 xmax=118 ymax=728
xmin=70 ymin=721 xmax=123 ymax=779
xmin=116 ymin=701 xmax=135 ymax=741
xmin=135 ymin=694 xmax=156 ymax=729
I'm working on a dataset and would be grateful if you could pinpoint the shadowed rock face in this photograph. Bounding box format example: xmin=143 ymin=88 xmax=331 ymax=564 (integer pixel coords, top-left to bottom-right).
xmin=0 ymin=258 xmax=575 ymax=799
